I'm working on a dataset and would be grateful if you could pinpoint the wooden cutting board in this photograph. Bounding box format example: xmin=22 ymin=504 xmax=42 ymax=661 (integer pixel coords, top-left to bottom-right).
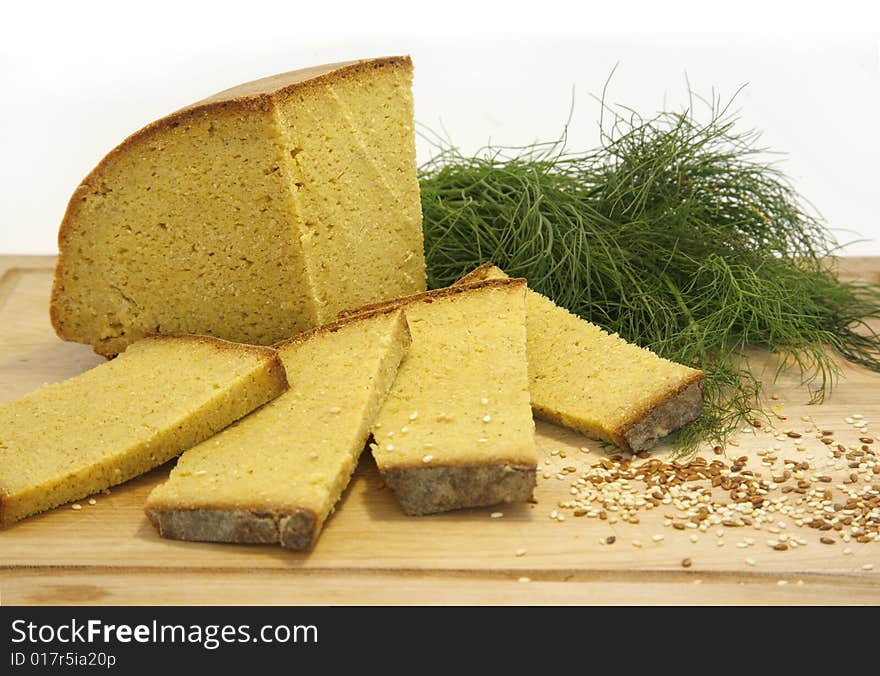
xmin=1 ymin=255 xmax=879 ymax=605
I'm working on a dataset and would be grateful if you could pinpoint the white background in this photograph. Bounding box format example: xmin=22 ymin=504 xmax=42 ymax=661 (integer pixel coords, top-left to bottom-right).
xmin=2 ymin=1 xmax=879 ymax=255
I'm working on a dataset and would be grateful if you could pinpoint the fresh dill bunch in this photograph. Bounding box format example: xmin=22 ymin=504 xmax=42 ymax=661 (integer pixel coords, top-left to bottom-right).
xmin=418 ymin=93 xmax=880 ymax=450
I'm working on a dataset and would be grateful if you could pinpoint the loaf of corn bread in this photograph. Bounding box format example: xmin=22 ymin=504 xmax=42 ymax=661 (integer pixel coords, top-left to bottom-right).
xmin=51 ymin=57 xmax=425 ymax=357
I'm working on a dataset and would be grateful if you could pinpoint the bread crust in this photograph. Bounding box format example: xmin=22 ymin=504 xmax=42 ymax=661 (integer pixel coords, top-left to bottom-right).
xmin=146 ymin=507 xmax=318 ymax=550
xmin=139 ymin=332 xmax=279 ymax=358
xmin=616 ymin=377 xmax=704 ymax=451
xmin=274 ymin=306 xmax=408 ymax=351
xmin=50 ymin=56 xmax=413 ymax=352
xmin=453 ymin=261 xmax=500 ymax=286
xmin=380 ymin=463 xmax=537 ymax=515
xmin=338 ymin=277 xmax=527 ymax=320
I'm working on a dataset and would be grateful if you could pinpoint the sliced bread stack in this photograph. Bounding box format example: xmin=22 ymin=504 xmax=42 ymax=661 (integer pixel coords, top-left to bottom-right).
xmin=145 ymin=309 xmax=411 ymax=549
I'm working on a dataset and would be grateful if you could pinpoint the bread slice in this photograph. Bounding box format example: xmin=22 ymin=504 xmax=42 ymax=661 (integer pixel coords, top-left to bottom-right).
xmin=51 ymin=56 xmax=425 ymax=357
xmin=0 ymin=336 xmax=286 ymax=527
xmin=456 ymin=264 xmax=705 ymax=451
xmin=341 ymin=279 xmax=537 ymax=515
xmin=145 ymin=309 xmax=410 ymax=549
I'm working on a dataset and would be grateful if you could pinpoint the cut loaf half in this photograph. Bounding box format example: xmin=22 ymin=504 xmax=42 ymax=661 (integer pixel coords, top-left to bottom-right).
xmin=51 ymin=57 xmax=425 ymax=357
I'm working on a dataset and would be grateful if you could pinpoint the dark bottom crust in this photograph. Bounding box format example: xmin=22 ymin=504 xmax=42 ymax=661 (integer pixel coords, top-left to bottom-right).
xmin=621 ymin=380 xmax=705 ymax=452
xmin=381 ymin=463 xmax=537 ymax=516
xmin=146 ymin=507 xmax=317 ymax=550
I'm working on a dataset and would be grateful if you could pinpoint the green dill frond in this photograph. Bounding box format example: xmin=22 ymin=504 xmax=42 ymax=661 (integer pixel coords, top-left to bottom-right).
xmin=418 ymin=90 xmax=880 ymax=452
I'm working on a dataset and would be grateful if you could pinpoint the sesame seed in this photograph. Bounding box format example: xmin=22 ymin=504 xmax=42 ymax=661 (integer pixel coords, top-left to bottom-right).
xmin=863 ymin=564 xmax=875 ymax=571
xmin=194 ymin=469 xmax=207 ymax=476
xmin=605 ymin=535 xmax=617 ymax=545
xmin=480 ymin=397 xmax=489 ymax=405
xmin=490 ymin=511 xmax=503 ymax=519
xmin=385 ymin=444 xmax=395 ymax=451
xmin=482 ymin=415 xmax=492 ymax=423
xmin=745 ymin=557 xmax=757 ymax=566
xmin=777 ymin=580 xmax=788 ymax=586
xmin=632 ymin=540 xmax=643 ymax=548
xmin=515 ymin=548 xmax=527 ymax=557
xmin=652 ymin=534 xmax=664 ymax=542
xmin=422 ymin=455 xmax=433 ymax=464
xmin=681 ymin=558 xmax=692 ymax=568
xmin=518 ymin=577 xmax=531 ymax=583
xmin=400 ymin=426 xmax=409 ymax=433
xmin=88 ymin=499 xmax=96 ymax=506
xmin=409 ymin=412 xmax=418 ymax=420
xmin=328 ymin=406 xmax=342 ymax=414
xmin=71 ymin=504 xmax=82 ymax=511
xmin=689 ymin=534 xmax=699 ymax=543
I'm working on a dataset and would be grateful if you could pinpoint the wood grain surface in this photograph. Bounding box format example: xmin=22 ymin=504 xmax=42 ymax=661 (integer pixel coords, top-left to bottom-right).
xmin=1 ymin=256 xmax=879 ymax=605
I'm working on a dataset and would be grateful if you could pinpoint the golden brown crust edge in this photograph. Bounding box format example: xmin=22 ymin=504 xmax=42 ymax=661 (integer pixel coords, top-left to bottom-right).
xmin=50 ymin=55 xmax=413 ymax=348
xmin=614 ymin=372 xmax=706 ymax=452
xmin=338 ymin=277 xmax=527 ymax=321
xmin=273 ymin=306 xmax=409 ymax=351
xmin=138 ymin=332 xmax=281 ymax=359
xmin=146 ymin=506 xmax=319 ymax=550
xmin=381 ymin=463 xmax=537 ymax=516
xmin=452 ymin=262 xmax=500 ymax=286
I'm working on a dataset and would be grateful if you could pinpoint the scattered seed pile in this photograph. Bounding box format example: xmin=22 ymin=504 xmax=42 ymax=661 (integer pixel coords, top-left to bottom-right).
xmin=538 ymin=408 xmax=878 ymax=569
